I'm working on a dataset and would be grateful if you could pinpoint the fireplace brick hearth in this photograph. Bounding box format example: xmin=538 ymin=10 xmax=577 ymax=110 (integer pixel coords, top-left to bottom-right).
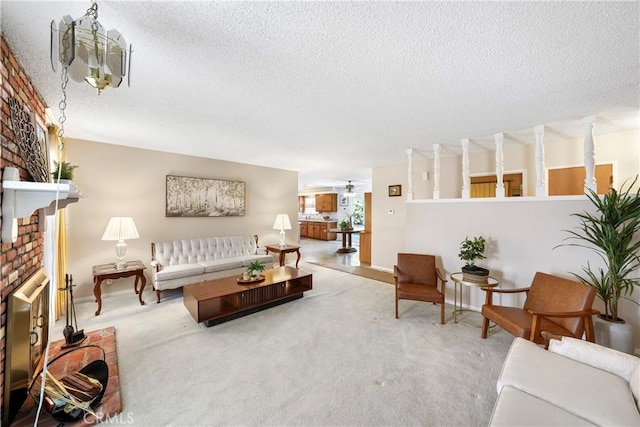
xmin=12 ymin=327 xmax=122 ymax=426
xmin=12 ymin=326 xmax=122 ymax=427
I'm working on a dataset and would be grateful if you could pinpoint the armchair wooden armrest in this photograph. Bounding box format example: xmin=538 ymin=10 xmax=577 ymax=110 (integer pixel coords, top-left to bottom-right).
xmin=435 ymin=268 xmax=447 ymax=292
xmin=529 ymin=309 xmax=600 ymax=344
xmin=482 ymin=286 xmax=530 ymax=306
xmin=393 ymin=265 xmax=398 ymax=280
xmin=527 ymin=309 xmax=600 ymax=318
xmin=483 ymin=287 xmax=531 ymax=294
xmin=541 ymin=331 xmax=564 ymax=349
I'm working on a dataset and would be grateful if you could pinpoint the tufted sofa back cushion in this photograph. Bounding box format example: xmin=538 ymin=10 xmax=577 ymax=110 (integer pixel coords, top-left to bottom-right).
xmin=153 ymin=236 xmax=257 ymax=266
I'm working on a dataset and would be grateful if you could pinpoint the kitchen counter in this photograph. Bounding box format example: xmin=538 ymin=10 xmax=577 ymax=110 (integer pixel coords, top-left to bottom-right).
xmin=298 ymin=219 xmax=337 ymax=223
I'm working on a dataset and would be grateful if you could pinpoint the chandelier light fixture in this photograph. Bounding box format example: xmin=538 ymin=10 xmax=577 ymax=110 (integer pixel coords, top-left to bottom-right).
xmin=344 ymin=180 xmax=356 ymax=198
xmin=50 ymin=0 xmax=132 ymax=94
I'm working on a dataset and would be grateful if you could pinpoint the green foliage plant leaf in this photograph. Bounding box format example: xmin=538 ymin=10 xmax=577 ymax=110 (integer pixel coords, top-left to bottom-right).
xmin=557 ymin=176 xmax=640 ymax=321
xmin=458 ymin=236 xmax=486 ymax=266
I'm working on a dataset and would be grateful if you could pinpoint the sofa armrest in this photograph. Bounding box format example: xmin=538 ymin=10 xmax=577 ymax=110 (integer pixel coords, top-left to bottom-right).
xmin=548 ymin=336 xmax=640 ymax=381
xmin=150 ymin=260 xmax=162 ymax=272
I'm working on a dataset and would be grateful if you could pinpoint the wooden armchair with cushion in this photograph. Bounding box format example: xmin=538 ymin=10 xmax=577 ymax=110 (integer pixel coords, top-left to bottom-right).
xmin=394 ymin=253 xmax=447 ymax=324
xmin=481 ymin=271 xmax=599 ymax=345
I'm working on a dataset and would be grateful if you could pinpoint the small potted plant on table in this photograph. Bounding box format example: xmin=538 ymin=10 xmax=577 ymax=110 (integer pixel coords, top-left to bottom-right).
xmin=459 ymin=236 xmax=489 ymax=283
xmin=246 ymin=261 xmax=265 ymax=280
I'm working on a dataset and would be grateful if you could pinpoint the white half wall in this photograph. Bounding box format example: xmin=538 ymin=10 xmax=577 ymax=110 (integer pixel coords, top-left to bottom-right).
xmin=404 ymin=197 xmax=640 ymax=349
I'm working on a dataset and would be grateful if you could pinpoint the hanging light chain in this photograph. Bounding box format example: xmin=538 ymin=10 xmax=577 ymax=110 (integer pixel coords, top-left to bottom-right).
xmin=57 ymin=66 xmax=69 ymax=153
xmin=86 ymin=1 xmax=98 ymax=19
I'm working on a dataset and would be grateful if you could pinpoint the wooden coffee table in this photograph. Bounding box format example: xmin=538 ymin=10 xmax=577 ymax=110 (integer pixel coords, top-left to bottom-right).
xmin=183 ymin=266 xmax=312 ymax=326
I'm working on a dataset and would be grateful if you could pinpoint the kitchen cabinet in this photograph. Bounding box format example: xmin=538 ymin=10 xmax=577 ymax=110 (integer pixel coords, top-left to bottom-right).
xmin=298 ymin=196 xmax=305 ymax=213
xmin=315 ymin=193 xmax=337 ymax=213
xmin=299 ymin=221 xmax=337 ymax=241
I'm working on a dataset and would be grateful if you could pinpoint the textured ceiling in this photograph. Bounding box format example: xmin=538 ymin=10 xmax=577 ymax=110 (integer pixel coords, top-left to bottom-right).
xmin=2 ymin=1 xmax=639 ymax=191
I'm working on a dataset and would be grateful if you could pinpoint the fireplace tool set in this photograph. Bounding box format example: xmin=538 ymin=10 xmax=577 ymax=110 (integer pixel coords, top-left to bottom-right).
xmin=60 ymin=274 xmax=86 ymax=348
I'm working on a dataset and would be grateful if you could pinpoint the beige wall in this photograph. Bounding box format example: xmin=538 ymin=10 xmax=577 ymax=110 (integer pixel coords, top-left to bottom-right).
xmin=64 ymin=138 xmax=298 ymax=299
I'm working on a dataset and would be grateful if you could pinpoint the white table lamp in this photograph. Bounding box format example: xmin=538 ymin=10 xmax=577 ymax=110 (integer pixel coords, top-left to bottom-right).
xmin=272 ymin=214 xmax=292 ymax=247
xmin=101 ymin=217 xmax=140 ymax=269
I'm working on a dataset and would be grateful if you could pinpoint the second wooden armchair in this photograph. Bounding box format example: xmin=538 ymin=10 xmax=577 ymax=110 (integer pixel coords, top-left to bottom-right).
xmin=480 ymin=271 xmax=599 ymax=345
xmin=394 ymin=253 xmax=447 ymax=324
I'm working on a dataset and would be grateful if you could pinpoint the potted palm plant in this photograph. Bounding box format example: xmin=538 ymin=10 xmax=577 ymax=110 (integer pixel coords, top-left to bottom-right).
xmin=459 ymin=236 xmax=489 ymax=282
xmin=559 ymin=176 xmax=640 ymax=353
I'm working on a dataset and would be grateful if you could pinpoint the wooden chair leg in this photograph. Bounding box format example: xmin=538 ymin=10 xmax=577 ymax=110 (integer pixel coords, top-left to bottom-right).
xmin=156 ymin=289 xmax=161 ymax=303
xmin=395 ymin=297 xmax=399 ymax=319
xmin=440 ymin=303 xmax=445 ymax=324
xmin=481 ymin=316 xmax=489 ymax=338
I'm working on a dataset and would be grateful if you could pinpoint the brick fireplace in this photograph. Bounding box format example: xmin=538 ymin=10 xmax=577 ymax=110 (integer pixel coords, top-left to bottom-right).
xmin=1 ymin=34 xmax=49 ymax=424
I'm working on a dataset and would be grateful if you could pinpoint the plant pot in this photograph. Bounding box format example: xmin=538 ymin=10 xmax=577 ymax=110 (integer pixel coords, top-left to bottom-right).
xmin=461 ymin=265 xmax=489 ymax=283
xmin=594 ymin=315 xmax=635 ymax=354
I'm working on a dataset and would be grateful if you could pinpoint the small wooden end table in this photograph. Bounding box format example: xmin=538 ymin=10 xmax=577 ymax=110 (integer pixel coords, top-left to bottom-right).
xmin=92 ymin=260 xmax=147 ymax=316
xmin=265 ymin=244 xmax=301 ymax=268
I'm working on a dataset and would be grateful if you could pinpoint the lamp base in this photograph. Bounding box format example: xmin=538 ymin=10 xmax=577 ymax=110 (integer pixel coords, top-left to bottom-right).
xmin=279 ymin=229 xmax=286 ymax=247
xmin=115 ymin=240 xmax=127 ymax=270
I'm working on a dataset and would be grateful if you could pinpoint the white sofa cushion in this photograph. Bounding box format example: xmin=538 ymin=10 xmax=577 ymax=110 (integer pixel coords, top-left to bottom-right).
xmin=490 ymin=385 xmax=595 ymax=426
xmin=155 ymin=264 xmax=205 ymax=282
xmin=498 ymin=338 xmax=640 ymax=427
xmin=632 ymin=363 xmax=640 ymax=411
xmin=199 ymin=259 xmax=243 ymax=273
xmin=549 ymin=336 xmax=640 ymax=381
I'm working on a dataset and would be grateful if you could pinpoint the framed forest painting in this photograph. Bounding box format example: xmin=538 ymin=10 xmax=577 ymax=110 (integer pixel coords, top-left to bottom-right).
xmin=166 ymin=175 xmax=245 ymax=217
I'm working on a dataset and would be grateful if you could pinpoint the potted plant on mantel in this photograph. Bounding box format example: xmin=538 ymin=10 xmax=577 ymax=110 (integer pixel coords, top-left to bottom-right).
xmin=51 ymin=160 xmax=78 ymax=181
xmin=559 ymin=176 xmax=640 ymax=354
xmin=459 ymin=236 xmax=489 ymax=283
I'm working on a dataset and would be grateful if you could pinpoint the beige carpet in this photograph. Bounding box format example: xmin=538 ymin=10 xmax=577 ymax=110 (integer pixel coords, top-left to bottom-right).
xmin=59 ymin=262 xmax=514 ymax=426
xmin=308 ymin=261 xmax=395 ymax=284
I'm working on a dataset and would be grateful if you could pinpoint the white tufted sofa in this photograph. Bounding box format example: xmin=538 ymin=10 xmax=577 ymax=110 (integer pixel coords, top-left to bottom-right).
xmin=150 ymin=235 xmax=273 ymax=302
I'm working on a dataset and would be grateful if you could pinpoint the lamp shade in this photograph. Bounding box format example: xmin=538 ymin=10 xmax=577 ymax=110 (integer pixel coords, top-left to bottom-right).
xmin=272 ymin=214 xmax=292 ymax=231
xmin=101 ymin=217 xmax=140 ymax=241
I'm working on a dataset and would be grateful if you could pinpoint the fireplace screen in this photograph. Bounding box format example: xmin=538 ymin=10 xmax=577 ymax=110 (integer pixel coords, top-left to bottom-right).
xmin=3 ymin=267 xmax=50 ymax=426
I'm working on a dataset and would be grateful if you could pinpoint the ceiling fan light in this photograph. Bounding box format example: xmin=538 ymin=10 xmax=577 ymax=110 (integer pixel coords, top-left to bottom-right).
xmin=344 ymin=180 xmax=356 ymax=197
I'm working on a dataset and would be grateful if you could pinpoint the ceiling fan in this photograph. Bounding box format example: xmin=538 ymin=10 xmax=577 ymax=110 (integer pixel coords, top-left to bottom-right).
xmin=344 ymin=180 xmax=355 ymax=198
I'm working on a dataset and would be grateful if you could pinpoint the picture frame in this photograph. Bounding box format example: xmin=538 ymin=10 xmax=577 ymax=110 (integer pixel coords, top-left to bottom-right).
xmin=339 ymin=195 xmax=349 ymax=207
xmin=388 ymin=185 xmax=402 ymax=197
xmin=165 ymin=175 xmax=246 ymax=217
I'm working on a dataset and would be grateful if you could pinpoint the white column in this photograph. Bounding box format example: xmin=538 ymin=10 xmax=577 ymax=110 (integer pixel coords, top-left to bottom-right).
xmin=406 ymin=148 xmax=414 ymax=201
xmin=583 ymin=115 xmax=597 ymax=193
xmin=534 ymin=125 xmax=547 ymax=196
xmin=433 ymin=144 xmax=441 ymax=199
xmin=461 ymin=139 xmax=470 ymax=199
xmin=494 ymin=132 xmax=505 ymax=198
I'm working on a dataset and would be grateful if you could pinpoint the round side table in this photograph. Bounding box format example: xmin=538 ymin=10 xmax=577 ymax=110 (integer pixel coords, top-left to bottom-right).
xmin=450 ymin=272 xmax=498 ymax=326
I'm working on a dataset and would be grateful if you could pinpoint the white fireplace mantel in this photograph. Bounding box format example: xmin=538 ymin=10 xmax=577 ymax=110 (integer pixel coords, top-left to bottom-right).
xmin=1 ymin=167 xmax=85 ymax=243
